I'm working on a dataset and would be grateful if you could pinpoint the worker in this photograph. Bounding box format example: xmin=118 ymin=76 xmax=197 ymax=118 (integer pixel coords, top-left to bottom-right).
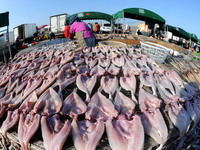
xmin=64 ymin=22 xmax=71 ymax=40
xmin=49 ymin=32 xmax=55 ymax=41
xmin=69 ymin=16 xmax=95 ymax=47
xmin=154 ymin=23 xmax=160 ymax=39
xmin=94 ymin=22 xmax=100 ymax=34
xmin=16 ymin=36 xmax=20 ymax=43
xmin=137 ymin=29 xmax=142 ymax=35
xmin=88 ymin=23 xmax=93 ymax=31
xmin=125 ymin=24 xmax=130 ymax=33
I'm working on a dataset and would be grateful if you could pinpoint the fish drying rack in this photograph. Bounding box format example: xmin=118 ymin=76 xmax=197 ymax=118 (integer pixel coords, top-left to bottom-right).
xmin=140 ymin=41 xmax=171 ymax=63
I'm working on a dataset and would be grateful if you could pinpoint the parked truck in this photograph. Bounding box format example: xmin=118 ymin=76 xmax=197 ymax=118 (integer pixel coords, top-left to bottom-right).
xmin=13 ymin=24 xmax=36 ymax=43
xmin=50 ymin=14 xmax=69 ymax=37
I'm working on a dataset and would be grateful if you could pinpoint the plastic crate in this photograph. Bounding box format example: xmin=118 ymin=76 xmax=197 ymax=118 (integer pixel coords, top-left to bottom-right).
xmin=140 ymin=41 xmax=171 ymax=63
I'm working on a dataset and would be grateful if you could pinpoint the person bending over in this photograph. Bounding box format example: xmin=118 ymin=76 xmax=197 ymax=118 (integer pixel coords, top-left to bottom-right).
xmin=69 ymin=16 xmax=95 ymax=47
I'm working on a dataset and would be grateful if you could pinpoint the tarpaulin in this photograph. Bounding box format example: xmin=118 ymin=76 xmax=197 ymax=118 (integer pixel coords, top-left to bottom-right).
xmin=0 ymin=12 xmax=9 ymax=28
xmin=113 ymin=8 xmax=165 ymax=25
xmin=66 ymin=11 xmax=113 ymax=24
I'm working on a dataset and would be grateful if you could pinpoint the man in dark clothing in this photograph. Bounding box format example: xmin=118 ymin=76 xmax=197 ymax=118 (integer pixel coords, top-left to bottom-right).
xmin=49 ymin=32 xmax=55 ymax=41
xmin=137 ymin=30 xmax=142 ymax=35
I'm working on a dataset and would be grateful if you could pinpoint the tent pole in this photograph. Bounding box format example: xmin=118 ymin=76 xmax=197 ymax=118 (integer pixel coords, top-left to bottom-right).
xmin=117 ymin=19 xmax=119 ymax=34
xmin=7 ymin=26 xmax=12 ymax=59
xmin=123 ymin=18 xmax=125 ymax=34
xmin=111 ymin=19 xmax=114 ymax=35
xmin=111 ymin=19 xmax=113 ymax=34
xmin=123 ymin=12 xmax=125 ymax=34
xmin=167 ymin=26 xmax=168 ymax=41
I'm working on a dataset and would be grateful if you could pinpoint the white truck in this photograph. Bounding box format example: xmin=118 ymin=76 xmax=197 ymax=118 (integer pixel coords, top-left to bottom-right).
xmin=13 ymin=24 xmax=36 ymax=43
xmin=50 ymin=14 xmax=69 ymax=36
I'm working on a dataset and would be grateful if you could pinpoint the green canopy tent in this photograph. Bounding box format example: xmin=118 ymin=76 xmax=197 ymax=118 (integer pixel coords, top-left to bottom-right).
xmin=165 ymin=24 xmax=190 ymax=40
xmin=188 ymin=33 xmax=198 ymax=43
xmin=112 ymin=8 xmax=166 ymax=27
xmin=65 ymin=11 xmax=113 ymax=25
xmin=198 ymin=39 xmax=200 ymax=45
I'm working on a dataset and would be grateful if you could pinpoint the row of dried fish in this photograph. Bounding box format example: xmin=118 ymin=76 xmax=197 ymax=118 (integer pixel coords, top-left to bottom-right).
xmin=95 ymin=33 xmax=139 ymax=40
xmin=0 ymin=43 xmax=199 ymax=150
xmin=166 ymin=56 xmax=200 ymax=90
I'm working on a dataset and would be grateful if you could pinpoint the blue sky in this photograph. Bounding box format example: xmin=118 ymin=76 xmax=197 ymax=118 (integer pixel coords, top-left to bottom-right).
xmin=1 ymin=0 xmax=200 ymax=38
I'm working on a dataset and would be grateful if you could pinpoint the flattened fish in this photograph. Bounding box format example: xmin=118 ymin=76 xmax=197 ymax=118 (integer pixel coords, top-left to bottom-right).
xmin=72 ymin=119 xmax=104 ymax=150
xmin=18 ymin=112 xmax=40 ymax=150
xmin=41 ymin=114 xmax=71 ymax=150
xmin=106 ymin=115 xmax=144 ymax=150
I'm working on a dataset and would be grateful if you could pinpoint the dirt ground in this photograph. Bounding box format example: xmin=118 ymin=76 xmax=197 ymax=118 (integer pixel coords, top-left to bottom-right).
xmin=106 ymin=38 xmax=141 ymax=45
xmin=105 ymin=34 xmax=187 ymax=54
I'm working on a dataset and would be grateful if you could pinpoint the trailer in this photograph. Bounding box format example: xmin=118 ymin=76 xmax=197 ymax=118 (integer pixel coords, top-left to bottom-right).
xmin=13 ymin=24 xmax=36 ymax=43
xmin=50 ymin=14 xmax=69 ymax=36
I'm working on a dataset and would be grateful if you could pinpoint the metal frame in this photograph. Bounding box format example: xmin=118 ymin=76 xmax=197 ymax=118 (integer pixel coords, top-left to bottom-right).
xmin=7 ymin=26 xmax=12 ymax=59
xmin=0 ymin=27 xmax=12 ymax=60
xmin=0 ymin=20 xmax=12 ymax=61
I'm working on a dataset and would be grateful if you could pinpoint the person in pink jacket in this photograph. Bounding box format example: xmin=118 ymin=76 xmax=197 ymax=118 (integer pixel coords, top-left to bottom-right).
xmin=69 ymin=16 xmax=95 ymax=47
